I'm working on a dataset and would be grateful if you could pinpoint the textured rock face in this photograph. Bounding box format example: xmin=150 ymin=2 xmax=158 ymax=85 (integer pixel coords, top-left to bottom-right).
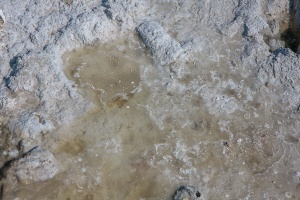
xmin=259 ymin=48 xmax=300 ymax=90
xmin=136 ymin=20 xmax=183 ymax=65
xmin=6 ymin=147 xmax=59 ymax=184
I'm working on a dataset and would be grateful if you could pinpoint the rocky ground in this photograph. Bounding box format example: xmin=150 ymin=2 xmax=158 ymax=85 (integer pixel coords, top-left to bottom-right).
xmin=1 ymin=0 xmax=300 ymax=199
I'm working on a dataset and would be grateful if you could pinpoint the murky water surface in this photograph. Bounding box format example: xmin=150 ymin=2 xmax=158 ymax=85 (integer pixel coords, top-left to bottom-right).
xmin=63 ymin=38 xmax=143 ymax=107
xmin=5 ymin=33 xmax=300 ymax=199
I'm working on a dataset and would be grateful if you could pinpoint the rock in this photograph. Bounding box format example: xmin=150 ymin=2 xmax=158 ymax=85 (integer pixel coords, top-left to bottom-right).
xmin=244 ymin=16 xmax=268 ymax=36
xmin=259 ymin=48 xmax=300 ymax=91
xmin=173 ymin=186 xmax=201 ymax=200
xmin=235 ymin=0 xmax=268 ymax=37
xmin=6 ymin=147 xmax=59 ymax=184
xmin=8 ymin=112 xmax=54 ymax=139
xmin=268 ymin=39 xmax=284 ymax=51
xmin=269 ymin=20 xmax=280 ymax=36
xmin=136 ymin=20 xmax=184 ymax=65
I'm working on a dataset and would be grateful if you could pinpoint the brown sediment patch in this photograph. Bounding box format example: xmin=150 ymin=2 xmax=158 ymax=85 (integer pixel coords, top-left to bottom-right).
xmin=62 ymin=36 xmax=147 ymax=108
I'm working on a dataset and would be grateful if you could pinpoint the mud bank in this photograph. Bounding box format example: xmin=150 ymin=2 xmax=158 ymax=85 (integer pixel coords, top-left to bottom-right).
xmin=1 ymin=0 xmax=300 ymax=199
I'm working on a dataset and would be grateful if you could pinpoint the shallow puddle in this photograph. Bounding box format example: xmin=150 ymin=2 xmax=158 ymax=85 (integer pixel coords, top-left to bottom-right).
xmin=62 ymin=37 xmax=146 ymax=107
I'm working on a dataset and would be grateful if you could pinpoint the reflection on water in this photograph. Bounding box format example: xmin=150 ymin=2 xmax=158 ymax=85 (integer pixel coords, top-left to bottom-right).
xmin=4 ymin=34 xmax=300 ymax=199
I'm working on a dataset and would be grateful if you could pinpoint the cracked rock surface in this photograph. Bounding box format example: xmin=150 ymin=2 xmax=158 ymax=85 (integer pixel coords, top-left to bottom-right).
xmin=5 ymin=147 xmax=59 ymax=184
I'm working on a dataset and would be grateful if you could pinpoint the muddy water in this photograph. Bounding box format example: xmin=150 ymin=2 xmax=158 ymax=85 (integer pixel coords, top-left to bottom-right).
xmin=63 ymin=38 xmax=144 ymax=107
xmin=5 ymin=33 xmax=300 ymax=199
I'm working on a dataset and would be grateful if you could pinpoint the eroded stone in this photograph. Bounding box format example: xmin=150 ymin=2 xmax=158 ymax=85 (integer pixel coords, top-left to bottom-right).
xmin=136 ymin=20 xmax=184 ymax=65
xmin=6 ymin=147 xmax=59 ymax=184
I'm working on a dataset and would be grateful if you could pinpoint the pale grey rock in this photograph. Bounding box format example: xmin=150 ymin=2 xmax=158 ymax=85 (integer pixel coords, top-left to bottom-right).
xmin=269 ymin=39 xmax=284 ymax=51
xmin=235 ymin=0 xmax=268 ymax=36
xmin=266 ymin=0 xmax=289 ymax=17
xmin=3 ymin=51 xmax=93 ymax=138
xmin=0 ymin=54 xmax=9 ymax=82
xmin=219 ymin=19 xmax=241 ymax=37
xmin=244 ymin=16 xmax=268 ymax=36
xmin=259 ymin=48 xmax=300 ymax=91
xmin=136 ymin=20 xmax=184 ymax=65
xmin=7 ymin=147 xmax=59 ymax=184
xmin=269 ymin=20 xmax=280 ymax=36
xmin=101 ymin=0 xmax=148 ymax=29
xmin=7 ymin=112 xmax=54 ymax=139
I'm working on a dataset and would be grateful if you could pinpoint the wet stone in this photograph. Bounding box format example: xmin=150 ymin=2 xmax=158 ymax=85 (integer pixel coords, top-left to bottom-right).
xmin=173 ymin=186 xmax=201 ymax=200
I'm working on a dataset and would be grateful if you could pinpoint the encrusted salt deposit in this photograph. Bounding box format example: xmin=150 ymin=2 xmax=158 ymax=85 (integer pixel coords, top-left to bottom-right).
xmin=1 ymin=0 xmax=300 ymax=199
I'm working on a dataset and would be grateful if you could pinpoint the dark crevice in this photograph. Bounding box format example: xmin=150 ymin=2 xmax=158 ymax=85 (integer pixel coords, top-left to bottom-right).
xmin=264 ymin=1 xmax=300 ymax=53
xmin=280 ymin=27 xmax=299 ymax=52
xmin=173 ymin=186 xmax=201 ymax=199
xmin=101 ymin=0 xmax=108 ymax=7
xmin=104 ymin=9 xmax=112 ymax=19
xmin=0 ymin=159 xmax=14 ymax=179
xmin=3 ymin=56 xmax=21 ymax=89
xmin=0 ymin=185 xmax=3 ymax=200
xmin=0 ymin=146 xmax=38 ymax=179
xmin=101 ymin=0 xmax=112 ymax=19
xmin=280 ymin=0 xmax=300 ymax=53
